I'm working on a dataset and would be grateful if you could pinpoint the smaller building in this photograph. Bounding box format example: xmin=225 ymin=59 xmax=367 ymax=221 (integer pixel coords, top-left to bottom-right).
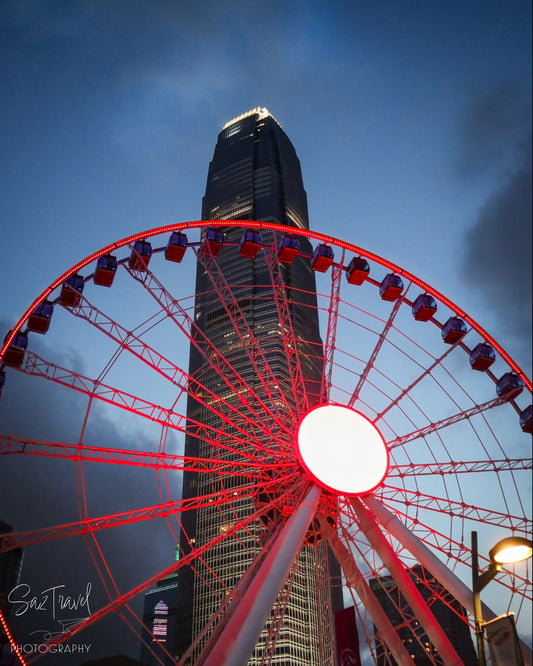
xmin=139 ymin=548 xmax=179 ymax=666
xmin=369 ymin=564 xmax=478 ymax=665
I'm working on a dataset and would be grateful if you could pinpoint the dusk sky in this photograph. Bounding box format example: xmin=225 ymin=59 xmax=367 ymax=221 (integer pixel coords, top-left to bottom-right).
xmin=0 ymin=0 xmax=531 ymax=370
xmin=0 ymin=1 xmax=531 ymax=664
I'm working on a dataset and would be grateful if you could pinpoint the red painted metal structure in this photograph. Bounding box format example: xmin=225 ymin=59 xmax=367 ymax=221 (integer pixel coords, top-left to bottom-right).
xmin=0 ymin=220 xmax=531 ymax=665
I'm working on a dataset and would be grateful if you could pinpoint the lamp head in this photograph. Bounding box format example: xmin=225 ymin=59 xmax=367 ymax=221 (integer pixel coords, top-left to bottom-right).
xmin=489 ymin=536 xmax=533 ymax=565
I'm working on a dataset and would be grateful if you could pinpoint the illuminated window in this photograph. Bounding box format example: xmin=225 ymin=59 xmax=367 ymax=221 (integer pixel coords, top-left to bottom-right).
xmin=152 ymin=600 xmax=168 ymax=640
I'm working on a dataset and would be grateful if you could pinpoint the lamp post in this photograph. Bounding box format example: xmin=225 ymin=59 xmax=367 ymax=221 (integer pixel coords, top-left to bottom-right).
xmin=472 ymin=531 xmax=533 ymax=666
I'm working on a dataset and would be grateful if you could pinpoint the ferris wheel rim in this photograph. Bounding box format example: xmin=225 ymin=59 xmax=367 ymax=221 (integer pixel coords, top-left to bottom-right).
xmin=1 ymin=219 xmax=530 ymax=392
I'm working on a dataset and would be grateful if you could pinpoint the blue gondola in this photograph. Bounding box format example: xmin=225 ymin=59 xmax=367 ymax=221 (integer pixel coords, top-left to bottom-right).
xmin=28 ymin=300 xmax=54 ymax=334
xmin=379 ymin=274 xmax=404 ymax=301
xmin=496 ymin=372 xmax=524 ymax=401
xmin=441 ymin=316 xmax=467 ymax=344
xmin=412 ymin=293 xmax=437 ymax=321
xmin=310 ymin=243 xmax=334 ymax=272
xmin=94 ymin=254 xmax=118 ymax=287
xmin=60 ymin=274 xmax=84 ymax=307
xmin=165 ymin=231 xmax=188 ymax=263
xmin=239 ymin=229 xmax=262 ymax=259
xmin=469 ymin=342 xmax=495 ymax=371
xmin=199 ymin=228 xmax=224 ymax=257
xmin=277 ymin=235 xmax=300 ymax=263
xmin=520 ymin=405 xmax=532 ymax=434
xmin=2 ymin=330 xmax=28 ymax=368
xmin=129 ymin=240 xmax=152 ymax=271
xmin=0 ymin=369 xmax=5 ymax=398
xmin=346 ymin=256 xmax=369 ymax=285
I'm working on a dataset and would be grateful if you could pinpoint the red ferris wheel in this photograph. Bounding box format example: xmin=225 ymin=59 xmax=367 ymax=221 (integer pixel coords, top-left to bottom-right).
xmin=0 ymin=220 xmax=531 ymax=665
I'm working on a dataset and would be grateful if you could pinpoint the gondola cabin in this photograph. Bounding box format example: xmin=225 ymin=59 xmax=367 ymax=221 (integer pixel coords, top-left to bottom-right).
xmin=379 ymin=274 xmax=404 ymax=301
xmin=441 ymin=317 xmax=467 ymax=344
xmin=310 ymin=243 xmax=334 ymax=272
xmin=412 ymin=293 xmax=437 ymax=321
xmin=469 ymin=343 xmax=495 ymax=371
xmin=496 ymin=372 xmax=524 ymax=401
xmin=129 ymin=240 xmax=152 ymax=271
xmin=277 ymin=235 xmax=300 ymax=264
xmin=520 ymin=405 xmax=532 ymax=433
xmin=165 ymin=231 xmax=188 ymax=263
xmin=346 ymin=256 xmax=369 ymax=285
xmin=199 ymin=228 xmax=224 ymax=257
xmin=239 ymin=229 xmax=262 ymax=259
xmin=0 ymin=370 xmax=5 ymax=398
xmin=28 ymin=301 xmax=54 ymax=334
xmin=94 ymin=254 xmax=118 ymax=287
xmin=60 ymin=274 xmax=84 ymax=307
xmin=2 ymin=330 xmax=28 ymax=368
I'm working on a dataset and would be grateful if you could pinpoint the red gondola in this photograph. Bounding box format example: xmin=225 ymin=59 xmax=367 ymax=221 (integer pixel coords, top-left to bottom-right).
xmin=28 ymin=301 xmax=54 ymax=334
xmin=496 ymin=372 xmax=524 ymax=401
xmin=2 ymin=331 xmax=28 ymax=367
xmin=310 ymin=243 xmax=334 ymax=273
xmin=94 ymin=254 xmax=118 ymax=287
xmin=469 ymin=343 xmax=495 ymax=371
xmin=165 ymin=231 xmax=188 ymax=263
xmin=379 ymin=274 xmax=404 ymax=301
xmin=441 ymin=317 xmax=467 ymax=344
xmin=412 ymin=294 xmax=437 ymax=321
xmin=129 ymin=240 xmax=152 ymax=271
xmin=520 ymin=405 xmax=532 ymax=433
xmin=199 ymin=228 xmax=224 ymax=258
xmin=60 ymin=274 xmax=84 ymax=307
xmin=239 ymin=229 xmax=262 ymax=259
xmin=277 ymin=235 xmax=300 ymax=264
xmin=346 ymin=256 xmax=369 ymax=285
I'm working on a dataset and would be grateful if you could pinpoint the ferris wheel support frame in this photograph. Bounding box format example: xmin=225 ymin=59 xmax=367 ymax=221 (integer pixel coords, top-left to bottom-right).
xmin=351 ymin=497 xmax=464 ymax=665
xmin=199 ymin=484 xmax=321 ymax=666
xmin=362 ymin=495 xmax=533 ymax=666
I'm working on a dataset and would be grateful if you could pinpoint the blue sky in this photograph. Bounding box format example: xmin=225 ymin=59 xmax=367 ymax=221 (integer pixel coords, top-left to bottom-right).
xmin=1 ymin=0 xmax=531 ymax=370
xmin=0 ymin=1 xmax=531 ymax=663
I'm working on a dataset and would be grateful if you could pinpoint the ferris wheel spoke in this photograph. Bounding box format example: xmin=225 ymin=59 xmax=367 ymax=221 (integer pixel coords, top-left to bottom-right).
xmin=123 ymin=260 xmax=292 ymax=439
xmin=348 ymin=496 xmax=463 ymax=665
xmin=347 ymin=295 xmax=404 ymax=408
xmin=64 ymin=293 xmax=282 ymax=443
xmin=0 ymin=479 xmax=273 ymax=553
xmin=387 ymin=458 xmax=532 ymax=477
xmin=193 ymin=247 xmax=299 ymax=423
xmin=374 ymin=502 xmax=532 ymax=601
xmin=0 ymin=434 xmax=285 ymax=478
xmin=322 ymin=255 xmax=344 ymax=402
xmin=360 ymin=492 xmax=533 ymax=663
xmin=386 ymin=396 xmax=505 ymax=448
xmin=31 ymin=485 xmax=296 ymax=655
xmin=378 ymin=484 xmax=531 ymax=532
xmin=16 ymin=350 xmax=276 ymax=459
xmin=263 ymin=245 xmax=316 ymax=413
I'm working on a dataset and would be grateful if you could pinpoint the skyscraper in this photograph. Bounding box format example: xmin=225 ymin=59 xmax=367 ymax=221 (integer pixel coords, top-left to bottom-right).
xmin=175 ymin=108 xmax=341 ymax=664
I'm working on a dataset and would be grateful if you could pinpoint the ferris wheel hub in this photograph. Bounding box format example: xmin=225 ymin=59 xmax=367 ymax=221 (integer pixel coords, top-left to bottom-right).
xmin=296 ymin=404 xmax=389 ymax=495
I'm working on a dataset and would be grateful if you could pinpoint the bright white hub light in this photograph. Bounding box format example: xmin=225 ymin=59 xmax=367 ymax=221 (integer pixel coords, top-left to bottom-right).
xmin=296 ymin=404 xmax=388 ymax=495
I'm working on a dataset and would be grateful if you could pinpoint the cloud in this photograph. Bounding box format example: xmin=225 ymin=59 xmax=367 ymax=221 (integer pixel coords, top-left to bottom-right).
xmin=461 ymin=133 xmax=532 ymax=368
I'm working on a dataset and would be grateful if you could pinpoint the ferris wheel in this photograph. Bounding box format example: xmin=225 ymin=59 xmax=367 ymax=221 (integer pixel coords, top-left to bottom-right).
xmin=0 ymin=220 xmax=531 ymax=666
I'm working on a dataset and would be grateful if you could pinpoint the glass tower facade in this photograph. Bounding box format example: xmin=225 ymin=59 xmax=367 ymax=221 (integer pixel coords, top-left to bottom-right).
xmin=176 ymin=108 xmax=341 ymax=664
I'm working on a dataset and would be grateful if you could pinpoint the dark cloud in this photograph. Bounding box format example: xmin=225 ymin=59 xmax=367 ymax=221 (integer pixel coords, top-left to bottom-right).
xmin=0 ymin=320 xmax=182 ymax=663
xmin=461 ymin=133 xmax=532 ymax=369
xmin=456 ymin=81 xmax=531 ymax=177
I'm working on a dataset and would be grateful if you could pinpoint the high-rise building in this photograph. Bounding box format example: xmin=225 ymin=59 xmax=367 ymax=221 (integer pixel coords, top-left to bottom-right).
xmin=175 ymin=108 xmax=342 ymax=664
xmin=140 ymin=549 xmax=179 ymax=665
xmin=369 ymin=565 xmax=478 ymax=665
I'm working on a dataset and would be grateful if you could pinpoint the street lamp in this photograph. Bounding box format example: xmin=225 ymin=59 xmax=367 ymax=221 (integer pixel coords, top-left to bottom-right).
xmin=472 ymin=531 xmax=533 ymax=666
